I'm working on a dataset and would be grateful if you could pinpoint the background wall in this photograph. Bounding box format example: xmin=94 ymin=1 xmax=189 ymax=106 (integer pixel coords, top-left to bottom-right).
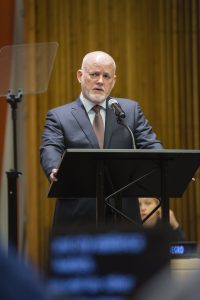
xmin=21 ymin=0 xmax=200 ymax=269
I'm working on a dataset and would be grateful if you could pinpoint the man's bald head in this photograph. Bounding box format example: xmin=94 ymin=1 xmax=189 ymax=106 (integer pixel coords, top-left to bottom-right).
xmin=81 ymin=51 xmax=116 ymax=72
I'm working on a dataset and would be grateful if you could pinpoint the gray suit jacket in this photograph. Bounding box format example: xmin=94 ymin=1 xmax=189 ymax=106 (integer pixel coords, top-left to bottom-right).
xmin=40 ymin=97 xmax=163 ymax=226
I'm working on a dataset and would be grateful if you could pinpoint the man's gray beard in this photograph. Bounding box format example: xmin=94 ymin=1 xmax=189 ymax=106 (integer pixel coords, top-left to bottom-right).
xmin=88 ymin=92 xmax=107 ymax=103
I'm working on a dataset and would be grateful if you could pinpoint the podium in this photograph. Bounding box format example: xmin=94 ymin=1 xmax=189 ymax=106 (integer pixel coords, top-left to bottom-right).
xmin=48 ymin=149 xmax=200 ymax=225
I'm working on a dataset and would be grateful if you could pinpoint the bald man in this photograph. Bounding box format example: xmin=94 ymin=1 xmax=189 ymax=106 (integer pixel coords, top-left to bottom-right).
xmin=40 ymin=51 xmax=163 ymax=227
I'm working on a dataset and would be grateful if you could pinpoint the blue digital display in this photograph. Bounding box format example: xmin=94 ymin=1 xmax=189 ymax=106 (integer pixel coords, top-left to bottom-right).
xmin=170 ymin=245 xmax=185 ymax=255
xmin=47 ymin=227 xmax=170 ymax=300
xmin=51 ymin=232 xmax=147 ymax=255
xmin=170 ymin=242 xmax=198 ymax=258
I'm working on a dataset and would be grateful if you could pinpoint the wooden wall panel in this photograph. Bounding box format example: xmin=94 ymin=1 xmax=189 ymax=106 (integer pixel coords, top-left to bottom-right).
xmin=23 ymin=0 xmax=200 ymax=268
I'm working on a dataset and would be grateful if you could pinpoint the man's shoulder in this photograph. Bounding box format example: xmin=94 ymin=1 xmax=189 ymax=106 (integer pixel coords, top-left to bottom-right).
xmin=48 ymin=98 xmax=81 ymax=113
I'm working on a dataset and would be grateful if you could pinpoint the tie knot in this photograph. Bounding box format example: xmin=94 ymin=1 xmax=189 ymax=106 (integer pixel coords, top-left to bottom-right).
xmin=93 ymin=105 xmax=101 ymax=114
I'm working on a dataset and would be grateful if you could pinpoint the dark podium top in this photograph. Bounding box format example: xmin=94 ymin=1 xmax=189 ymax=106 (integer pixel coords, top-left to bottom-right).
xmin=48 ymin=149 xmax=200 ymax=199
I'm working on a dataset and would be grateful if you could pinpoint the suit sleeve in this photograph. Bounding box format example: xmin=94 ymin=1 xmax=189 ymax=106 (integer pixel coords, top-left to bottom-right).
xmin=133 ymin=103 xmax=163 ymax=149
xmin=40 ymin=109 xmax=66 ymax=179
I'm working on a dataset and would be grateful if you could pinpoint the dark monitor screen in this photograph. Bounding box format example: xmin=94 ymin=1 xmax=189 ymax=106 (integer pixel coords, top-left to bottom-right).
xmin=46 ymin=225 xmax=170 ymax=300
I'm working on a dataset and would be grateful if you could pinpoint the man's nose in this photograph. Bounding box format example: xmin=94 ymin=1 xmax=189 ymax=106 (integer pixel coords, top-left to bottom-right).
xmin=97 ymin=75 xmax=104 ymax=83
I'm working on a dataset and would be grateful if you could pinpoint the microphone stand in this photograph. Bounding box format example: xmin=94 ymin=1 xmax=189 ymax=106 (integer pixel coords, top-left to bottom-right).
xmin=104 ymin=113 xmax=139 ymax=225
xmin=6 ymin=89 xmax=23 ymax=250
xmin=116 ymin=117 xmax=163 ymax=226
xmin=117 ymin=116 xmax=136 ymax=149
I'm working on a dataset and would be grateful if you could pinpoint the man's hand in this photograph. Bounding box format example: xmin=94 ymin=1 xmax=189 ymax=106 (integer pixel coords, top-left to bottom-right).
xmin=50 ymin=168 xmax=58 ymax=182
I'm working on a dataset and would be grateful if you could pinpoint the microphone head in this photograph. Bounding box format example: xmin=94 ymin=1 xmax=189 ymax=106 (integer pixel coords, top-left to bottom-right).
xmin=108 ymin=98 xmax=126 ymax=118
xmin=108 ymin=98 xmax=118 ymax=108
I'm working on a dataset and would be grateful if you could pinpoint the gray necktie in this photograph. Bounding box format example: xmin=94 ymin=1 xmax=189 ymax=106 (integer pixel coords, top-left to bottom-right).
xmin=92 ymin=105 xmax=104 ymax=148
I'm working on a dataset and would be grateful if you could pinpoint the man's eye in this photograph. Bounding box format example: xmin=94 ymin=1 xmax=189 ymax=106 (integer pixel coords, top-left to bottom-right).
xmin=103 ymin=74 xmax=111 ymax=79
xmin=90 ymin=73 xmax=99 ymax=77
xmin=89 ymin=73 xmax=111 ymax=79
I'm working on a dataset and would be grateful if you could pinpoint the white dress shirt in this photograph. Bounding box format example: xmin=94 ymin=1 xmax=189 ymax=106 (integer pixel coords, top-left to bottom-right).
xmin=80 ymin=93 xmax=106 ymax=128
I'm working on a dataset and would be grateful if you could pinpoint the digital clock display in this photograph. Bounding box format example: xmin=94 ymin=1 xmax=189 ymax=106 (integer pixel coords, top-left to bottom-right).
xmin=170 ymin=242 xmax=198 ymax=258
xmin=170 ymin=245 xmax=185 ymax=255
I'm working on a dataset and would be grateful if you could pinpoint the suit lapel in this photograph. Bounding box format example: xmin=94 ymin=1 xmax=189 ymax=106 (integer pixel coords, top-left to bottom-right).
xmin=71 ymin=99 xmax=100 ymax=148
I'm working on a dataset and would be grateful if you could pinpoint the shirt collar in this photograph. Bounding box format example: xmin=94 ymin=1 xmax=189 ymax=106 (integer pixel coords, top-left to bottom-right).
xmin=80 ymin=92 xmax=107 ymax=113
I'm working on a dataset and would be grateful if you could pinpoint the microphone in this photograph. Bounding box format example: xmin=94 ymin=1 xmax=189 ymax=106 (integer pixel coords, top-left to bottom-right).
xmin=108 ymin=98 xmax=126 ymax=119
xmin=108 ymin=97 xmax=136 ymax=149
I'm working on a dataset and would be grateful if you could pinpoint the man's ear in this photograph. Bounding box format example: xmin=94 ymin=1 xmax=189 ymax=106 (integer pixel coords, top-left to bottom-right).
xmin=77 ymin=69 xmax=82 ymax=83
xmin=111 ymin=74 xmax=117 ymax=89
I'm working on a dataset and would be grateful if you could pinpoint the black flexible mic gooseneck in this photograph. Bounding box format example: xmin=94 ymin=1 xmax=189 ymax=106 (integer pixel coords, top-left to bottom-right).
xmin=108 ymin=98 xmax=136 ymax=149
